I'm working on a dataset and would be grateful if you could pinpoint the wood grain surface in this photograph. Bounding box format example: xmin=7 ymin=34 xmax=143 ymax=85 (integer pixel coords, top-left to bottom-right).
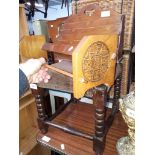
xmin=37 ymin=104 xmax=128 ymax=155
xmin=72 ymin=35 xmax=118 ymax=99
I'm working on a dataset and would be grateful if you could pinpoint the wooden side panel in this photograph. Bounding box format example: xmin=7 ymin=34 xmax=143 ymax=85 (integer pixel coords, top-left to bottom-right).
xmin=19 ymin=35 xmax=47 ymax=61
xmin=72 ymin=35 xmax=118 ymax=99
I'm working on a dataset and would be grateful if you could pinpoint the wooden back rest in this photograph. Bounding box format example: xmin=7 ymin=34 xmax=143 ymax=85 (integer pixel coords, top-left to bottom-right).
xmin=44 ymin=4 xmax=124 ymax=61
xmin=47 ymin=17 xmax=68 ymax=42
xmin=19 ymin=35 xmax=47 ymax=62
xmin=56 ymin=4 xmax=122 ymax=44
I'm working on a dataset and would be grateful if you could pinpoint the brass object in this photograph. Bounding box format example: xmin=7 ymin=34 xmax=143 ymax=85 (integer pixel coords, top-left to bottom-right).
xmin=116 ymin=91 xmax=135 ymax=155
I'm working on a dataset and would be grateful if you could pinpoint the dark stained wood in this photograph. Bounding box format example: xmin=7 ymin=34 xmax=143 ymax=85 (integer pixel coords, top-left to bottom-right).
xmin=58 ymin=26 xmax=119 ymax=42
xmin=93 ymin=86 xmax=107 ymax=155
xmin=36 ymin=109 xmax=128 ymax=155
xmin=65 ymin=5 xmax=121 ymax=23
xmin=112 ymin=69 xmax=122 ymax=115
xmin=33 ymin=4 xmax=125 ymax=154
xmin=46 ymin=121 xmax=93 ymax=140
xmin=42 ymin=42 xmax=76 ymax=56
xmin=31 ymin=86 xmax=52 ymax=135
xmin=51 ymin=102 xmax=95 ymax=135
xmin=47 ymin=17 xmax=68 ymax=42
xmin=36 ymin=69 xmax=92 ymax=98
xmin=53 ymin=53 xmax=72 ymax=62
xmin=43 ymin=7 xmax=124 ymax=59
xmin=31 ymin=87 xmax=49 ymax=134
xmin=61 ymin=18 xmax=121 ymax=30
xmin=50 ymin=60 xmax=72 ymax=74
xmin=47 ymin=51 xmax=55 ymax=65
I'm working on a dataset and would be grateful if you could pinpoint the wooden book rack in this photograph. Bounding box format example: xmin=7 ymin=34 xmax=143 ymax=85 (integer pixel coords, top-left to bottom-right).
xmin=31 ymin=3 xmax=125 ymax=155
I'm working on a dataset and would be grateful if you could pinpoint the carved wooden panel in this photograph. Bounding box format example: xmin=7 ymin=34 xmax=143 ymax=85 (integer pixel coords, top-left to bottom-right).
xmin=82 ymin=41 xmax=110 ymax=82
xmin=72 ymin=35 xmax=118 ymax=99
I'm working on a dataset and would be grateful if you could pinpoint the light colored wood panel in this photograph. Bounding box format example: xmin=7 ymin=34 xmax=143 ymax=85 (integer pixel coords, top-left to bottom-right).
xmin=19 ymin=35 xmax=47 ymax=62
xmin=20 ymin=126 xmax=39 ymax=155
xmin=72 ymin=35 xmax=118 ymax=98
xmin=19 ymin=98 xmax=39 ymax=154
xmin=26 ymin=102 xmax=38 ymax=128
xmin=20 ymin=89 xmax=32 ymax=100
xmin=19 ymin=94 xmax=35 ymax=110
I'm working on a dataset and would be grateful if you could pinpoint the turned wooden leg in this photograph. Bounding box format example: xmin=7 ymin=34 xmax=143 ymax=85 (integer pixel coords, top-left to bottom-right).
xmin=112 ymin=73 xmax=122 ymax=115
xmin=93 ymin=85 xmax=107 ymax=155
xmin=31 ymin=86 xmax=49 ymax=134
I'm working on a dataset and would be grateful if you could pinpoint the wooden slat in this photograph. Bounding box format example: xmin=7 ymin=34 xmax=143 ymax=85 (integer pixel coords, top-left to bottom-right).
xmin=62 ymin=17 xmax=121 ymax=30
xmin=59 ymin=26 xmax=119 ymax=42
xmin=42 ymin=42 xmax=77 ymax=56
xmin=48 ymin=60 xmax=72 ymax=74
xmin=65 ymin=9 xmax=120 ymax=23
xmin=47 ymin=17 xmax=68 ymax=42
xmin=60 ymin=24 xmax=120 ymax=34
xmin=38 ymin=70 xmax=73 ymax=93
xmin=44 ymin=62 xmax=73 ymax=78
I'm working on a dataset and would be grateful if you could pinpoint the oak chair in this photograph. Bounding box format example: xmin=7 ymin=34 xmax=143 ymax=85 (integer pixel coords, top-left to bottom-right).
xmin=31 ymin=4 xmax=125 ymax=155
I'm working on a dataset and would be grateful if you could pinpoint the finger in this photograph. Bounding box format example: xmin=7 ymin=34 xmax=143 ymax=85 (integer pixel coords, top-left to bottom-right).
xmin=38 ymin=69 xmax=44 ymax=74
xmin=45 ymin=74 xmax=51 ymax=79
xmin=44 ymin=67 xmax=48 ymax=71
xmin=39 ymin=77 xmax=43 ymax=82
xmin=44 ymin=78 xmax=49 ymax=83
xmin=34 ymin=77 xmax=39 ymax=83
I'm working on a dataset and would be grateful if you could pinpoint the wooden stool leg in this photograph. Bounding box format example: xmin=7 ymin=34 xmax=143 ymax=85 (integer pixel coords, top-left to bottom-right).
xmin=93 ymin=85 xmax=107 ymax=155
xmin=112 ymin=73 xmax=122 ymax=115
xmin=31 ymin=86 xmax=49 ymax=134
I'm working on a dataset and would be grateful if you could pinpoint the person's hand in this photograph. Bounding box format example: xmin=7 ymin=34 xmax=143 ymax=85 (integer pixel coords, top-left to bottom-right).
xmin=19 ymin=57 xmax=51 ymax=84
xmin=29 ymin=66 xmax=50 ymax=83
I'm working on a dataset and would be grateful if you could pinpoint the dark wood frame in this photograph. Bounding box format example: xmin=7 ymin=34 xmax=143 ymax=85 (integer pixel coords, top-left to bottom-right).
xmin=31 ymin=61 xmax=122 ymax=155
xmin=31 ymin=4 xmax=125 ymax=154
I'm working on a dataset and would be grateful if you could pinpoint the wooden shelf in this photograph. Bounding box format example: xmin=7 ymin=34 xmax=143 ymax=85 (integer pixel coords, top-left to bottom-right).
xmin=37 ymin=102 xmax=128 ymax=155
xmin=20 ymin=90 xmax=39 ymax=155
xmin=19 ymin=89 xmax=35 ymax=110
xmin=20 ymin=126 xmax=39 ymax=155
xmin=20 ymin=89 xmax=32 ymax=99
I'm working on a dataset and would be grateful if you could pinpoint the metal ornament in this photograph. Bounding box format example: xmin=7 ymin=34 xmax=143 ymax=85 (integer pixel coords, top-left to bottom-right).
xmin=116 ymin=91 xmax=135 ymax=155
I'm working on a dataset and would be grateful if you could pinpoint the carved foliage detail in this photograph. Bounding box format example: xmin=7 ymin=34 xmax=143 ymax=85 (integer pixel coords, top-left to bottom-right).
xmin=82 ymin=41 xmax=110 ymax=82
